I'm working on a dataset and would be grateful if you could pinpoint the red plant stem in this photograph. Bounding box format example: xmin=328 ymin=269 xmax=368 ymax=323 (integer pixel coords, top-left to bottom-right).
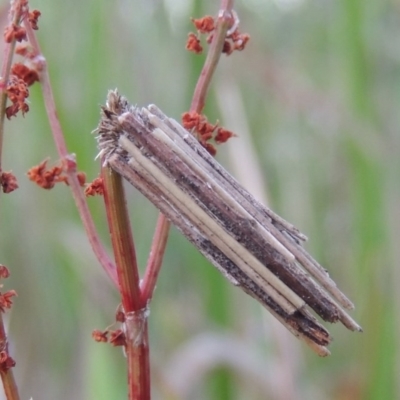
xmin=139 ymin=1 xmax=235 ymax=303
xmin=0 ymin=3 xmax=25 ymax=171
xmin=0 ymin=3 xmax=29 ymax=398
xmin=140 ymin=214 xmax=170 ymax=303
xmin=101 ymin=167 xmax=141 ymax=311
xmin=101 ymin=166 xmax=150 ymax=399
xmin=0 ymin=313 xmax=19 ymax=400
xmin=23 ymin=20 xmax=118 ymax=286
xmin=190 ymin=0 xmax=234 ymax=113
xmin=126 ymin=321 xmax=150 ymax=400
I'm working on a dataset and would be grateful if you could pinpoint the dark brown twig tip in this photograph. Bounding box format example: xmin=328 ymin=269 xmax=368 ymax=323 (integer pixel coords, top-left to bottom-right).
xmin=0 ymin=172 xmax=18 ymax=193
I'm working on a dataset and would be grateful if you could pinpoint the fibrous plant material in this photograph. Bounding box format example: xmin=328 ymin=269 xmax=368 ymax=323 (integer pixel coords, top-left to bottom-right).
xmin=95 ymin=90 xmax=362 ymax=356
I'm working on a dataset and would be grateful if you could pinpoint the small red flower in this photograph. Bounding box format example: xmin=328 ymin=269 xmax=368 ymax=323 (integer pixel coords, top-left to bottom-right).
xmin=28 ymin=10 xmax=41 ymax=30
xmin=5 ymin=75 xmax=29 ymax=119
xmin=182 ymin=111 xmax=235 ymax=155
xmin=4 ymin=24 xmax=26 ymax=43
xmin=231 ymin=31 xmax=250 ymax=51
xmin=11 ymin=63 xmax=39 ymax=86
xmin=27 ymin=159 xmax=66 ymax=189
xmin=0 ymin=171 xmax=18 ymax=193
xmin=92 ymin=329 xmax=109 ymax=343
xmin=109 ymin=329 xmax=126 ymax=347
xmin=182 ymin=111 xmax=215 ymax=140
xmin=191 ymin=16 xmax=215 ymax=33
xmin=182 ymin=111 xmax=202 ymax=130
xmin=186 ymin=33 xmax=202 ymax=54
xmin=85 ymin=177 xmax=104 ymax=196
xmin=0 ymin=290 xmax=17 ymax=312
xmin=215 ymin=127 xmax=235 ymax=144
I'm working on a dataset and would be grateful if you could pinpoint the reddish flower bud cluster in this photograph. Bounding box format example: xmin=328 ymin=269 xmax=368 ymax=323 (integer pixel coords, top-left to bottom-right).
xmin=3 ymin=5 xmax=41 ymax=118
xmin=11 ymin=63 xmax=39 ymax=86
xmin=192 ymin=15 xmax=215 ymax=33
xmin=182 ymin=111 xmax=235 ymax=156
xmin=0 ymin=171 xmax=18 ymax=193
xmin=27 ymin=159 xmax=67 ymax=189
xmin=208 ymin=29 xmax=250 ymax=56
xmin=5 ymin=75 xmax=29 ymax=119
xmin=92 ymin=306 xmax=130 ymax=348
xmin=0 ymin=264 xmax=16 ymax=324
xmin=186 ymin=13 xmax=250 ymax=56
xmin=85 ymin=177 xmax=104 ymax=197
xmin=186 ymin=15 xmax=215 ymax=54
xmin=3 ymin=1 xmax=41 ymax=43
xmin=3 ymin=24 xmax=26 ymax=43
xmin=27 ymin=159 xmax=86 ymax=190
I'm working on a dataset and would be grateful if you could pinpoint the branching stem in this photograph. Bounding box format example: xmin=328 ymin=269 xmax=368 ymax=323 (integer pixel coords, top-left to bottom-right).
xmin=23 ymin=18 xmax=118 ymax=286
xmin=140 ymin=0 xmax=235 ymax=305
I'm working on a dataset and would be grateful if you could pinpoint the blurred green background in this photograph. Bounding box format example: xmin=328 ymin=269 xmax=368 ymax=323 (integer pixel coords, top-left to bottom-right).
xmin=0 ymin=0 xmax=398 ymax=399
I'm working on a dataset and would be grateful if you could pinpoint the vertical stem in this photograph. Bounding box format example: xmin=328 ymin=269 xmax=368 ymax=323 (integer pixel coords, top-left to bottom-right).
xmin=0 ymin=3 xmax=28 ymax=398
xmin=140 ymin=0 xmax=236 ymax=303
xmin=101 ymin=166 xmax=141 ymax=310
xmin=127 ymin=322 xmax=150 ymax=400
xmin=190 ymin=0 xmax=234 ymax=113
xmin=101 ymin=166 xmax=150 ymax=399
xmin=23 ymin=20 xmax=118 ymax=285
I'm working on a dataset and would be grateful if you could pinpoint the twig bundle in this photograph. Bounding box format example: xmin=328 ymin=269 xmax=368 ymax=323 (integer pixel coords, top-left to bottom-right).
xmin=95 ymin=90 xmax=361 ymax=356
